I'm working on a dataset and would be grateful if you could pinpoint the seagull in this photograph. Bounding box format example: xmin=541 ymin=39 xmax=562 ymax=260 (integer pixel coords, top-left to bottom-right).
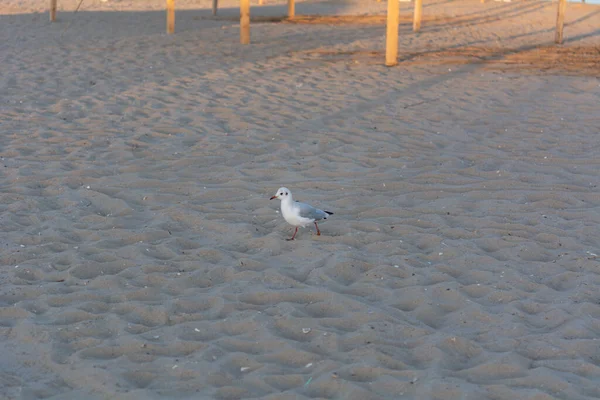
xmin=270 ymin=187 xmax=333 ymax=241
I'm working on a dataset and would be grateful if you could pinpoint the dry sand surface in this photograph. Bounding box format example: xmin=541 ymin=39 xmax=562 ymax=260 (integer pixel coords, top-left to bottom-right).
xmin=1 ymin=0 xmax=600 ymax=399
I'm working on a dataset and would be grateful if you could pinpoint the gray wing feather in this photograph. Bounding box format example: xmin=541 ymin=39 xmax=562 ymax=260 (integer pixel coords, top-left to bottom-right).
xmin=295 ymin=202 xmax=330 ymax=221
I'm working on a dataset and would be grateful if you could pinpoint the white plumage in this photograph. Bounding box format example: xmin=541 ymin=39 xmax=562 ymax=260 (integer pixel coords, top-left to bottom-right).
xmin=270 ymin=187 xmax=333 ymax=240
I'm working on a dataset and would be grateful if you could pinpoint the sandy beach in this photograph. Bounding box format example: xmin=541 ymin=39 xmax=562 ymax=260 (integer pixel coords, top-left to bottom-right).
xmin=1 ymin=0 xmax=600 ymax=398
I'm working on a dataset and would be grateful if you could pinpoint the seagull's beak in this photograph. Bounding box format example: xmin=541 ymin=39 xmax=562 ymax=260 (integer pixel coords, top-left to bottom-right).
xmin=270 ymin=195 xmax=277 ymax=200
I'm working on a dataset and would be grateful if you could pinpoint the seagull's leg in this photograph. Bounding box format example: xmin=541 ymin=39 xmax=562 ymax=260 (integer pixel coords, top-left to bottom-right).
xmin=287 ymin=227 xmax=298 ymax=241
xmin=314 ymin=222 xmax=321 ymax=236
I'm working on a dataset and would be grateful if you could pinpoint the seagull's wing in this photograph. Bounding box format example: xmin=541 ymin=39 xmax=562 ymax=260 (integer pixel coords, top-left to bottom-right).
xmin=295 ymin=201 xmax=331 ymax=221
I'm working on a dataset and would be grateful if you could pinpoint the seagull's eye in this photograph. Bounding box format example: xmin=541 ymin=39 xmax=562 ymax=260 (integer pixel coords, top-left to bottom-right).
xmin=285 ymin=192 xmax=288 ymax=195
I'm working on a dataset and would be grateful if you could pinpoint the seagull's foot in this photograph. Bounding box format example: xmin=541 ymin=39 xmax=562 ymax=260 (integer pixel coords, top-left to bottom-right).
xmin=287 ymin=227 xmax=298 ymax=241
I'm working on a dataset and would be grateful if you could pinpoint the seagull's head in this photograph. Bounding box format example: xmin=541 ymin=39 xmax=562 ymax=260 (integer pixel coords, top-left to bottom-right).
xmin=270 ymin=187 xmax=290 ymax=201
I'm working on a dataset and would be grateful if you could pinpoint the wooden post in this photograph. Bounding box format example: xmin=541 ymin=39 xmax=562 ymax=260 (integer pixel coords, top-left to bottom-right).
xmin=212 ymin=0 xmax=218 ymax=16
xmin=240 ymin=0 xmax=250 ymax=44
xmin=50 ymin=0 xmax=57 ymax=22
xmin=555 ymin=0 xmax=567 ymax=44
xmin=385 ymin=0 xmax=399 ymax=66
xmin=167 ymin=0 xmax=175 ymax=34
xmin=413 ymin=0 xmax=422 ymax=32
xmin=288 ymin=0 xmax=295 ymax=19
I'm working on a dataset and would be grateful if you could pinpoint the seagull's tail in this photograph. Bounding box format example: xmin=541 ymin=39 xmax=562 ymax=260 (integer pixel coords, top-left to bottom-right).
xmin=324 ymin=211 xmax=334 ymax=215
